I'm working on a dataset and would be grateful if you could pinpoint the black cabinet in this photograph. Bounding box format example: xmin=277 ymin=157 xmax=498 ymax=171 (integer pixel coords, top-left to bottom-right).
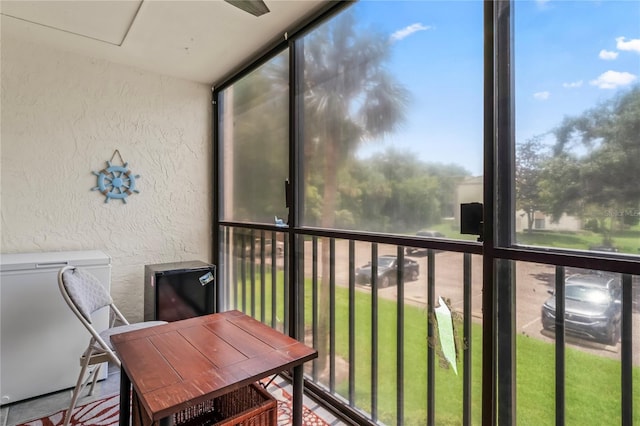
xmin=144 ymin=260 xmax=216 ymax=322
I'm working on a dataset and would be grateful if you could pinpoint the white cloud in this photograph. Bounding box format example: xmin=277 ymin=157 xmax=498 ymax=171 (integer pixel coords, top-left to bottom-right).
xmin=590 ymin=70 xmax=637 ymax=89
xmin=616 ymin=36 xmax=640 ymax=53
xmin=534 ymin=91 xmax=550 ymax=100
xmin=599 ymin=49 xmax=619 ymax=60
xmin=390 ymin=23 xmax=432 ymax=41
xmin=562 ymin=80 xmax=583 ymax=88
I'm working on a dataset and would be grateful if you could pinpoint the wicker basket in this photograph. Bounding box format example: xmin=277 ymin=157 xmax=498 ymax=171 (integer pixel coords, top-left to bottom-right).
xmin=132 ymin=383 xmax=277 ymax=426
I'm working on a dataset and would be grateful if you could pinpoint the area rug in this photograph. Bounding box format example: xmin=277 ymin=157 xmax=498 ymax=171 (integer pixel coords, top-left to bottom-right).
xmin=17 ymin=394 xmax=120 ymax=426
xmin=17 ymin=384 xmax=330 ymax=426
xmin=264 ymin=380 xmax=330 ymax=426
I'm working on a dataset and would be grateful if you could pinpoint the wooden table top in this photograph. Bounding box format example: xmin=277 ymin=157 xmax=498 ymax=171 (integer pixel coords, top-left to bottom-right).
xmin=111 ymin=310 xmax=318 ymax=421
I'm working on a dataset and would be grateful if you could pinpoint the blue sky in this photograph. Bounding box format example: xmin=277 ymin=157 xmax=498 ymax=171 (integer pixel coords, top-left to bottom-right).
xmin=352 ymin=0 xmax=640 ymax=176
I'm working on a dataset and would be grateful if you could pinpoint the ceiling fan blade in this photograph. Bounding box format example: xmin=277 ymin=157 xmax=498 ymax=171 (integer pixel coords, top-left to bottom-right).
xmin=224 ymin=0 xmax=270 ymax=17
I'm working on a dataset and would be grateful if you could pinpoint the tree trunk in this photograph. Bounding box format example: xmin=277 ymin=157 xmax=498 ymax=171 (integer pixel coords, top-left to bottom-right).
xmin=316 ymin=132 xmax=338 ymax=379
xmin=527 ymin=210 xmax=534 ymax=233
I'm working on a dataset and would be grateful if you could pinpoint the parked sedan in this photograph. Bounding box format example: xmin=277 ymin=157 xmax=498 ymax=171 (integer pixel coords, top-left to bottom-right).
xmin=356 ymin=255 xmax=420 ymax=288
xmin=541 ymin=274 xmax=622 ymax=345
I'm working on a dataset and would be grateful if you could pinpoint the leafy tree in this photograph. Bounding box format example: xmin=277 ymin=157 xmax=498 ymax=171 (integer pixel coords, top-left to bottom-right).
xmin=515 ymin=136 xmax=549 ymax=232
xmin=421 ymin=162 xmax=470 ymax=222
xmin=544 ymin=86 xmax=640 ymax=232
xmin=354 ymin=149 xmax=468 ymax=232
xmin=337 ymin=160 xmax=390 ymax=229
xmin=538 ymin=154 xmax=582 ymax=222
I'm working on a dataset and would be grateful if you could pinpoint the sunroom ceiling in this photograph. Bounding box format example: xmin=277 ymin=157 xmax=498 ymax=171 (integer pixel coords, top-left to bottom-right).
xmin=0 ymin=0 xmax=328 ymax=85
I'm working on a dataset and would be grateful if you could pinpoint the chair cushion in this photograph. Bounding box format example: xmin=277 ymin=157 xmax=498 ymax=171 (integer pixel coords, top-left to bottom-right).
xmin=99 ymin=321 xmax=167 ymax=350
xmin=63 ymin=267 xmax=113 ymax=323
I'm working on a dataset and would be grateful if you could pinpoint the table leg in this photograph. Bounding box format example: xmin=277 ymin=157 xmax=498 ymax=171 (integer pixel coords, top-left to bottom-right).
xmin=292 ymin=365 xmax=303 ymax=426
xmin=119 ymin=366 xmax=131 ymax=426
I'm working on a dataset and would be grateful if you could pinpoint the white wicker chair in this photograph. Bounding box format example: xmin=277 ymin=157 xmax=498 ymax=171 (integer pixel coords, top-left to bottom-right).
xmin=57 ymin=265 xmax=166 ymax=426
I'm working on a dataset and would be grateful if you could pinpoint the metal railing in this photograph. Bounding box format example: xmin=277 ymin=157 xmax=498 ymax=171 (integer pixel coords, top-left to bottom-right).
xmin=218 ymin=225 xmax=637 ymax=426
xmin=220 ymin=226 xmax=480 ymax=425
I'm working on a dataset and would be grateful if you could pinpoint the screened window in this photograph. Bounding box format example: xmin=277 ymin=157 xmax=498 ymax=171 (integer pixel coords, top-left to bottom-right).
xmin=300 ymin=1 xmax=483 ymax=238
xmin=514 ymin=0 xmax=640 ymax=256
xmin=219 ymin=51 xmax=289 ymax=224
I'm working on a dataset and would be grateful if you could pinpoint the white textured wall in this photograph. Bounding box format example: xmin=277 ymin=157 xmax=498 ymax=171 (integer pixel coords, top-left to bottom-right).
xmin=1 ymin=36 xmax=212 ymax=321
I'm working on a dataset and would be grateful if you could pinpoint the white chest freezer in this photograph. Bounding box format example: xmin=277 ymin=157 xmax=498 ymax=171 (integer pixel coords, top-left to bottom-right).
xmin=0 ymin=250 xmax=111 ymax=405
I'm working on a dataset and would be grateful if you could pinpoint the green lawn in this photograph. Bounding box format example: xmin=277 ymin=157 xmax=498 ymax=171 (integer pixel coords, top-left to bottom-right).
xmin=236 ymin=269 xmax=640 ymax=425
xmin=429 ymin=222 xmax=640 ymax=255
xmin=517 ymin=229 xmax=640 ymax=255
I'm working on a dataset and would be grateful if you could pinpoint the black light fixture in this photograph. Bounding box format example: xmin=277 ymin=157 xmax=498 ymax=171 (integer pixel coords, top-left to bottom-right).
xmin=224 ymin=0 xmax=270 ymax=17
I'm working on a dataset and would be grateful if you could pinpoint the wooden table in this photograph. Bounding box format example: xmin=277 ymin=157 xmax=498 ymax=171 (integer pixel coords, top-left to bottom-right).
xmin=111 ymin=310 xmax=318 ymax=426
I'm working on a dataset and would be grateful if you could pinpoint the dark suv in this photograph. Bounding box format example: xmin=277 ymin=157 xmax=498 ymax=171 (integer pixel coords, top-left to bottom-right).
xmin=541 ymin=274 xmax=622 ymax=345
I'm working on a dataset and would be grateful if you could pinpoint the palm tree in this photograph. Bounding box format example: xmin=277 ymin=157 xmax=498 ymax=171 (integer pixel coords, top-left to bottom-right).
xmin=301 ymin=9 xmax=409 ymax=375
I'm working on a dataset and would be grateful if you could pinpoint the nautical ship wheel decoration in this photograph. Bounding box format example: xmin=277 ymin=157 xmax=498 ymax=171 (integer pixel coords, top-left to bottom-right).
xmin=91 ymin=150 xmax=140 ymax=203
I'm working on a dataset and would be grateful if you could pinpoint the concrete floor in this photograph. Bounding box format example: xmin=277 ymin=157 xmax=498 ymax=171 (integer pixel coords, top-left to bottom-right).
xmin=1 ymin=364 xmax=121 ymax=426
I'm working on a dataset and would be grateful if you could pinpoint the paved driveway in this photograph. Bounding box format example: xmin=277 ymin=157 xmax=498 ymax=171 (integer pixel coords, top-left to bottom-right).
xmin=299 ymin=240 xmax=640 ymax=366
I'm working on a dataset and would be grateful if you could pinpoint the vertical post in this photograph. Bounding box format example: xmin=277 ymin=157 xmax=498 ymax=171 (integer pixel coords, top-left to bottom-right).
xmin=427 ymin=249 xmax=435 ymax=425
xmin=288 ymin=20 xmax=303 ymax=345
xmin=298 ymin=235 xmax=305 ymax=341
xmin=371 ymin=243 xmax=379 ymax=422
xmin=397 ymin=246 xmax=405 ymax=425
xmin=292 ymin=365 xmax=304 ymax=426
xmin=329 ymin=238 xmax=336 ymax=392
xmin=349 ymin=240 xmax=356 ymax=405
xmin=463 ymin=253 xmax=472 ymax=426
xmin=482 ymin=1 xmax=497 ymax=424
xmin=284 ymin=239 xmax=290 ymax=335
xmin=312 ymin=236 xmax=319 ymax=380
xmin=212 ymin=89 xmax=221 ymax=314
xmin=260 ymin=231 xmax=266 ymax=323
xmin=250 ymin=229 xmax=256 ymax=318
xmin=271 ymin=231 xmax=277 ymax=328
xmin=119 ymin=367 xmax=131 ymax=426
xmin=555 ymin=266 xmax=565 ymax=426
xmin=496 ymin=259 xmax=515 ymax=426
xmin=241 ymin=233 xmax=247 ymax=313
xmin=495 ymin=0 xmax=516 ymax=424
xmin=621 ymin=274 xmax=633 ymax=425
